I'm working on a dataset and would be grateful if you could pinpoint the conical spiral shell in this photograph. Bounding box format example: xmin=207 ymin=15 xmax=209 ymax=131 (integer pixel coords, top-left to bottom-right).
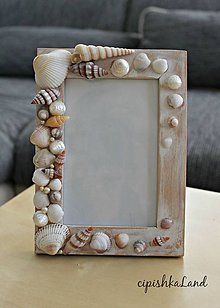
xmin=150 ymin=236 xmax=170 ymax=246
xmin=71 ymin=62 xmax=108 ymax=79
xmin=35 ymin=224 xmax=70 ymax=255
xmin=65 ymin=227 xmax=93 ymax=253
xmin=134 ymin=240 xmax=147 ymax=253
xmin=31 ymin=88 xmax=60 ymax=105
xmin=45 ymin=116 xmax=69 ymax=128
xmin=33 ymin=149 xmax=55 ymax=168
xmin=71 ymin=44 xmax=134 ymax=63
xmin=90 ymin=232 xmax=111 ymax=253
xmin=30 ymin=125 xmax=51 ymax=148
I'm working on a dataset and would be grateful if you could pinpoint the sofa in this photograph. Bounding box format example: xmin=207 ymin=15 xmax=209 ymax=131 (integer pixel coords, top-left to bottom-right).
xmin=0 ymin=0 xmax=219 ymax=205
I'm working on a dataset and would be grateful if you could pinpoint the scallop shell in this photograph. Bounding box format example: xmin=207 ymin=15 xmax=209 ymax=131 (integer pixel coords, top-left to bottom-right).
xmin=33 ymin=190 xmax=50 ymax=209
xmin=51 ymin=128 xmax=63 ymax=139
xmin=90 ymin=232 xmax=111 ymax=253
xmin=47 ymin=204 xmax=64 ymax=223
xmin=30 ymin=125 xmax=51 ymax=148
xmin=37 ymin=109 xmax=50 ymax=121
xmin=55 ymin=152 xmax=65 ymax=165
xmin=54 ymin=163 xmax=62 ymax=178
xmin=152 ymin=58 xmax=168 ymax=74
xmin=161 ymin=218 xmax=173 ymax=229
xmin=33 ymin=149 xmax=55 ymax=168
xmin=71 ymin=44 xmax=134 ymax=63
xmin=71 ymin=61 xmax=108 ymax=79
xmin=49 ymin=100 xmax=66 ymax=116
xmin=110 ymin=59 xmax=129 ymax=78
xmin=49 ymin=191 xmax=62 ymax=203
xmin=64 ymin=227 xmax=93 ymax=253
xmin=167 ymin=94 xmax=184 ymax=109
xmin=49 ymin=140 xmax=65 ymax=155
xmin=115 ymin=233 xmax=129 ymax=249
xmin=48 ymin=179 xmax=62 ymax=191
xmin=150 ymin=236 xmax=170 ymax=246
xmin=134 ymin=240 xmax=147 ymax=253
xmin=33 ymin=49 xmax=71 ymax=89
xmin=166 ymin=75 xmax=182 ymax=90
xmin=31 ymin=88 xmax=60 ymax=105
xmin=45 ymin=116 xmax=69 ymax=128
xmin=162 ymin=137 xmax=172 ymax=149
xmin=33 ymin=211 xmax=48 ymax=227
xmin=133 ymin=53 xmax=151 ymax=71
xmin=35 ymin=224 xmax=70 ymax=255
xmin=168 ymin=116 xmax=178 ymax=127
xmin=32 ymin=168 xmax=50 ymax=186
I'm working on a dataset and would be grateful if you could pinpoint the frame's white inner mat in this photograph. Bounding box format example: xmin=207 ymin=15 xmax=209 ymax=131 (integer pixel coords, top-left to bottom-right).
xmin=64 ymin=79 xmax=158 ymax=227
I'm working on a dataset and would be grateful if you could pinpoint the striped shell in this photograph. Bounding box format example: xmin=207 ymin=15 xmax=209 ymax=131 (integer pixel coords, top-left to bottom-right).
xmin=51 ymin=128 xmax=63 ymax=139
xmin=33 ymin=190 xmax=50 ymax=209
xmin=47 ymin=204 xmax=64 ymax=223
xmin=33 ymin=149 xmax=55 ymax=168
xmin=134 ymin=240 xmax=147 ymax=253
xmin=32 ymin=168 xmax=50 ymax=186
xmin=71 ymin=62 xmax=108 ymax=79
xmin=31 ymin=88 xmax=60 ymax=105
xmin=150 ymin=236 xmax=170 ymax=246
xmin=90 ymin=232 xmax=111 ymax=253
xmin=64 ymin=227 xmax=93 ymax=254
xmin=30 ymin=125 xmax=51 ymax=148
xmin=45 ymin=116 xmax=69 ymax=128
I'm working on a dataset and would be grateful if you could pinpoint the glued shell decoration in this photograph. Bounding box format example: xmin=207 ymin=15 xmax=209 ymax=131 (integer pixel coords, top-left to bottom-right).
xmin=90 ymin=232 xmax=111 ymax=253
xmin=54 ymin=164 xmax=62 ymax=178
xmin=51 ymin=128 xmax=63 ymax=139
xmin=134 ymin=240 xmax=147 ymax=253
xmin=64 ymin=227 xmax=93 ymax=254
xmin=161 ymin=218 xmax=173 ymax=229
xmin=49 ymin=140 xmax=65 ymax=155
xmin=30 ymin=125 xmax=51 ymax=148
xmin=55 ymin=152 xmax=65 ymax=165
xmin=49 ymin=191 xmax=62 ymax=203
xmin=162 ymin=137 xmax=172 ymax=149
xmin=44 ymin=168 xmax=55 ymax=179
xmin=133 ymin=53 xmax=151 ymax=71
xmin=33 ymin=190 xmax=50 ymax=209
xmin=71 ymin=62 xmax=108 ymax=79
xmin=37 ymin=109 xmax=50 ymax=121
xmin=115 ymin=233 xmax=129 ymax=249
xmin=32 ymin=168 xmax=50 ymax=186
xmin=33 ymin=49 xmax=71 ymax=89
xmin=167 ymin=94 xmax=184 ymax=109
xmin=49 ymin=100 xmax=66 ymax=116
xmin=35 ymin=224 xmax=70 ymax=255
xmin=47 ymin=204 xmax=64 ymax=223
xmin=45 ymin=116 xmax=69 ymax=128
xmin=33 ymin=149 xmax=55 ymax=168
xmin=71 ymin=44 xmax=134 ymax=63
xmin=168 ymin=116 xmax=178 ymax=128
xmin=110 ymin=59 xmax=129 ymax=77
xmin=31 ymin=88 xmax=60 ymax=105
xmin=150 ymin=236 xmax=170 ymax=246
xmin=166 ymin=75 xmax=182 ymax=90
xmin=152 ymin=58 xmax=168 ymax=74
xmin=48 ymin=179 xmax=62 ymax=191
xmin=33 ymin=211 xmax=48 ymax=227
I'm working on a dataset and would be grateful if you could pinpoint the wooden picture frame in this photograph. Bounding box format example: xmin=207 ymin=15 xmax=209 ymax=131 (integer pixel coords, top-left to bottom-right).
xmin=30 ymin=45 xmax=187 ymax=257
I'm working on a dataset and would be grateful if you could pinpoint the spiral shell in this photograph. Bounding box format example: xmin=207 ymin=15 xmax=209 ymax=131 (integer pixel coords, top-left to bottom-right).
xmin=33 ymin=49 xmax=71 ymax=89
xmin=152 ymin=58 xmax=168 ymax=74
xmin=37 ymin=109 xmax=50 ymax=121
xmin=30 ymin=125 xmax=51 ymax=148
xmin=32 ymin=168 xmax=50 ymax=186
xmin=54 ymin=152 xmax=65 ymax=165
xmin=167 ymin=94 xmax=184 ymax=109
xmin=33 ymin=190 xmax=50 ymax=209
xmin=166 ymin=75 xmax=182 ymax=90
xmin=33 ymin=149 xmax=55 ymax=168
xmin=48 ymin=179 xmax=62 ymax=191
xmin=133 ymin=53 xmax=151 ymax=71
xmin=49 ymin=191 xmax=62 ymax=203
xmin=35 ymin=224 xmax=70 ymax=255
xmin=45 ymin=116 xmax=69 ymax=128
xmin=47 ymin=204 xmax=64 ymax=223
xmin=49 ymin=100 xmax=66 ymax=116
xmin=114 ymin=233 xmax=129 ymax=249
xmin=90 ymin=232 xmax=111 ymax=253
xmin=168 ymin=116 xmax=178 ymax=128
xmin=49 ymin=140 xmax=65 ymax=155
xmin=110 ymin=59 xmax=129 ymax=77
xmin=31 ymin=88 xmax=60 ymax=105
xmin=64 ymin=227 xmax=93 ymax=253
xmin=51 ymin=128 xmax=63 ymax=139
xmin=133 ymin=240 xmax=147 ymax=253
xmin=33 ymin=211 xmax=48 ymax=227
xmin=71 ymin=44 xmax=134 ymax=63
xmin=44 ymin=168 xmax=55 ymax=179
xmin=150 ymin=236 xmax=170 ymax=246
xmin=71 ymin=61 xmax=108 ymax=79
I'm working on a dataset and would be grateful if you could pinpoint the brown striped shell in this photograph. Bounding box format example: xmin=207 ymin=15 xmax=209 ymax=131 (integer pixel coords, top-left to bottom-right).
xmin=71 ymin=62 xmax=108 ymax=79
xmin=31 ymin=88 xmax=60 ymax=105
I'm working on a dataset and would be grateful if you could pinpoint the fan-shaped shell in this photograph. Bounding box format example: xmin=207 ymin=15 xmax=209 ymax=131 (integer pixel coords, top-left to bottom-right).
xmin=166 ymin=75 xmax=182 ymax=90
xmin=71 ymin=61 xmax=108 ymax=79
xmin=33 ymin=149 xmax=55 ymax=168
xmin=167 ymin=94 xmax=183 ymax=109
xmin=31 ymin=88 xmax=60 ymax=105
xmin=49 ymin=140 xmax=65 ymax=155
xmin=152 ymin=58 xmax=168 ymax=74
xmin=49 ymin=191 xmax=62 ymax=203
xmin=49 ymin=100 xmax=66 ymax=116
xmin=110 ymin=59 xmax=129 ymax=77
xmin=45 ymin=116 xmax=69 ymax=128
xmin=47 ymin=204 xmax=64 ymax=223
xmin=33 ymin=190 xmax=50 ymax=209
xmin=115 ymin=233 xmax=129 ymax=249
xmin=37 ymin=109 xmax=50 ymax=121
xmin=33 ymin=211 xmax=48 ymax=227
xmin=51 ymin=128 xmax=63 ymax=139
xmin=35 ymin=224 xmax=70 ymax=255
xmin=48 ymin=179 xmax=62 ymax=191
xmin=150 ymin=236 xmax=170 ymax=246
xmin=33 ymin=49 xmax=71 ymax=89
xmin=32 ymin=168 xmax=50 ymax=186
xmin=30 ymin=125 xmax=51 ymax=148
xmin=133 ymin=53 xmax=151 ymax=71
xmin=90 ymin=232 xmax=111 ymax=253
xmin=133 ymin=240 xmax=147 ymax=253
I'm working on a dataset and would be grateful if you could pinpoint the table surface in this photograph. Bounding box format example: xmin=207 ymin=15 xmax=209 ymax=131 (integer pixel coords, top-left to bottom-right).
xmin=0 ymin=186 xmax=219 ymax=308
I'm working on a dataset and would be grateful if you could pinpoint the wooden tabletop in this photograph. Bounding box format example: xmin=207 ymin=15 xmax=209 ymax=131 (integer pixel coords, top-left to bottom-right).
xmin=0 ymin=186 xmax=219 ymax=308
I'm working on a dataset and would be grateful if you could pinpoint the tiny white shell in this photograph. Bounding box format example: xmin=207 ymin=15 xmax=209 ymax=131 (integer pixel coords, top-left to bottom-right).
xmin=33 ymin=190 xmax=50 ymax=209
xmin=110 ymin=59 xmax=129 ymax=77
xmin=133 ymin=53 xmax=151 ymax=71
xmin=30 ymin=126 xmax=51 ymax=148
xmin=90 ymin=232 xmax=111 ymax=253
xmin=115 ymin=233 xmax=129 ymax=249
xmin=48 ymin=179 xmax=62 ymax=191
xmin=33 ymin=211 xmax=48 ymax=227
xmin=32 ymin=168 xmax=50 ymax=186
xmin=33 ymin=149 xmax=55 ymax=168
xmin=47 ymin=204 xmax=64 ymax=223
xmin=49 ymin=140 xmax=65 ymax=155
xmin=152 ymin=58 xmax=168 ymax=74
xmin=49 ymin=100 xmax=66 ymax=116
xmin=162 ymin=137 xmax=172 ymax=148
xmin=37 ymin=109 xmax=50 ymax=121
xmin=166 ymin=75 xmax=182 ymax=89
xmin=167 ymin=94 xmax=184 ymax=109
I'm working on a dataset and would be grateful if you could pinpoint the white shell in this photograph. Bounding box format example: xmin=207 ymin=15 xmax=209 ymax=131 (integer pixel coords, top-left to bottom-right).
xmin=48 ymin=179 xmax=62 ymax=191
xmin=115 ymin=233 xmax=129 ymax=249
xmin=49 ymin=100 xmax=66 ymax=116
xmin=167 ymin=94 xmax=184 ymax=108
xmin=162 ymin=137 xmax=172 ymax=148
xmin=47 ymin=204 xmax=64 ymax=223
xmin=90 ymin=232 xmax=111 ymax=253
xmin=33 ymin=49 xmax=71 ymax=89
xmin=110 ymin=59 xmax=129 ymax=77
xmin=49 ymin=191 xmax=62 ymax=203
xmin=49 ymin=140 xmax=65 ymax=155
xmin=33 ymin=190 xmax=50 ymax=209
xmin=133 ymin=53 xmax=151 ymax=71
xmin=37 ymin=109 xmax=50 ymax=120
xmin=152 ymin=58 xmax=168 ymax=74
xmin=33 ymin=149 xmax=55 ymax=168
xmin=32 ymin=168 xmax=50 ymax=186
xmin=168 ymin=116 xmax=179 ymax=127
xmin=30 ymin=126 xmax=51 ymax=148
xmin=35 ymin=224 xmax=70 ymax=255
xmin=166 ymin=75 xmax=182 ymax=89
xmin=33 ymin=211 xmax=48 ymax=227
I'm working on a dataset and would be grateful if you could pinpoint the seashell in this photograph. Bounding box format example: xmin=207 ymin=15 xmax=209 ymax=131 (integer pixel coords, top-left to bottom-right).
xmin=45 ymin=115 xmax=69 ymax=128
xmin=55 ymin=152 xmax=65 ymax=165
xmin=150 ymin=236 xmax=170 ymax=246
xmin=33 ymin=149 xmax=55 ymax=168
xmin=161 ymin=218 xmax=173 ymax=229
xmin=33 ymin=190 xmax=50 ymax=209
xmin=71 ymin=44 xmax=134 ymax=63
xmin=44 ymin=168 xmax=55 ymax=179
xmin=167 ymin=94 xmax=183 ymax=109
xmin=133 ymin=53 xmax=151 ymax=71
xmin=35 ymin=224 xmax=70 ymax=255
xmin=152 ymin=58 xmax=168 ymax=74
xmin=48 ymin=179 xmax=62 ymax=191
xmin=110 ymin=59 xmax=129 ymax=77
xmin=166 ymin=75 xmax=182 ymax=90
xmin=51 ymin=128 xmax=63 ymax=139
xmin=32 ymin=168 xmax=50 ymax=186
xmin=64 ymin=227 xmax=93 ymax=253
xmin=33 ymin=49 xmax=71 ymax=89
xmin=32 ymin=88 xmax=60 ymax=105
xmin=43 ymin=187 xmax=50 ymax=194
xmin=168 ymin=116 xmax=178 ymax=128
xmin=133 ymin=240 xmax=147 ymax=253
xmin=37 ymin=109 xmax=50 ymax=121
xmin=115 ymin=233 xmax=129 ymax=249
xmin=30 ymin=125 xmax=51 ymax=148
xmin=49 ymin=100 xmax=66 ymax=116
xmin=47 ymin=204 xmax=64 ymax=223
xmin=71 ymin=62 xmax=108 ymax=79
xmin=49 ymin=140 xmax=65 ymax=155
xmin=90 ymin=232 xmax=111 ymax=253
xmin=49 ymin=191 xmax=62 ymax=203
xmin=33 ymin=211 xmax=48 ymax=227
xmin=162 ymin=137 xmax=172 ymax=149
xmin=54 ymin=163 xmax=62 ymax=178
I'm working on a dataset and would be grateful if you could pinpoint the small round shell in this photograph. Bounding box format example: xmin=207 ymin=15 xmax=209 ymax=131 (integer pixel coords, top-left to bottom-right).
xmin=49 ymin=100 xmax=66 ymax=116
xmin=90 ymin=232 xmax=111 ymax=253
xmin=37 ymin=109 xmax=50 ymax=121
xmin=115 ymin=233 xmax=129 ymax=249
xmin=49 ymin=191 xmax=62 ymax=203
xmin=32 ymin=168 xmax=50 ymax=186
xmin=33 ymin=190 xmax=50 ymax=209
xmin=110 ymin=59 xmax=129 ymax=77
xmin=168 ymin=116 xmax=178 ymax=127
xmin=152 ymin=58 xmax=168 ymax=74
xmin=33 ymin=211 xmax=48 ymax=227
xmin=33 ymin=149 xmax=55 ymax=168
xmin=134 ymin=240 xmax=147 ymax=253
xmin=162 ymin=137 xmax=172 ymax=149
xmin=49 ymin=140 xmax=65 ymax=155
xmin=30 ymin=126 xmax=51 ymax=148
xmin=48 ymin=179 xmax=62 ymax=191
xmin=133 ymin=53 xmax=151 ymax=71
xmin=167 ymin=94 xmax=184 ymax=109
xmin=166 ymin=75 xmax=182 ymax=90
xmin=51 ymin=128 xmax=63 ymax=139
xmin=47 ymin=204 xmax=64 ymax=223
xmin=161 ymin=218 xmax=173 ymax=229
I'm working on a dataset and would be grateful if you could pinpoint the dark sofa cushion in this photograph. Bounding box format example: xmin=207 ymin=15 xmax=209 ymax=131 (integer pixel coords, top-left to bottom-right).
xmin=0 ymin=26 xmax=140 ymax=76
xmin=139 ymin=7 xmax=220 ymax=88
